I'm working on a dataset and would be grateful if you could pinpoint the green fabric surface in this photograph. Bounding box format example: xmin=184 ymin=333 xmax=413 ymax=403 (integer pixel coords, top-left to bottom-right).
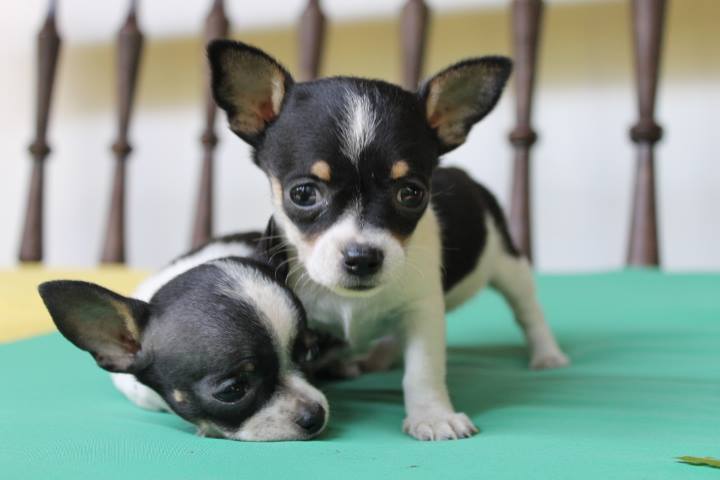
xmin=1 ymin=271 xmax=719 ymax=479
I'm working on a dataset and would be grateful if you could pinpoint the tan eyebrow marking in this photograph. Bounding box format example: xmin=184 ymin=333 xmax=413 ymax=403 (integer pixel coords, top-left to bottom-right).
xmin=390 ymin=160 xmax=410 ymax=180
xmin=240 ymin=361 xmax=256 ymax=373
xmin=391 ymin=231 xmax=409 ymax=246
xmin=310 ymin=160 xmax=331 ymax=181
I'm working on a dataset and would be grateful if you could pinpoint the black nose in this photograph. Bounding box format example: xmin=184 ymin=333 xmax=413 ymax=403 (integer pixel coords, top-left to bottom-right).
xmin=295 ymin=403 xmax=326 ymax=435
xmin=342 ymin=244 xmax=384 ymax=277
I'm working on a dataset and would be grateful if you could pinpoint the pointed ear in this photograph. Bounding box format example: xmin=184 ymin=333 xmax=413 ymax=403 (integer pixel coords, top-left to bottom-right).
xmin=254 ymin=217 xmax=289 ymax=283
xmin=38 ymin=281 xmax=150 ymax=373
xmin=208 ymin=40 xmax=294 ymax=146
xmin=419 ymin=56 xmax=512 ymax=154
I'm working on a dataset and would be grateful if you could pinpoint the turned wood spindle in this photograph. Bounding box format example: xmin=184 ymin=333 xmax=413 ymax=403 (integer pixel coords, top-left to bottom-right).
xmin=399 ymin=0 xmax=429 ymax=90
xmin=191 ymin=0 xmax=229 ymax=248
xmin=101 ymin=0 xmax=144 ymax=264
xmin=298 ymin=0 xmax=326 ymax=82
xmin=627 ymin=0 xmax=667 ymax=266
xmin=18 ymin=0 xmax=61 ymax=263
xmin=508 ymin=0 xmax=543 ymax=262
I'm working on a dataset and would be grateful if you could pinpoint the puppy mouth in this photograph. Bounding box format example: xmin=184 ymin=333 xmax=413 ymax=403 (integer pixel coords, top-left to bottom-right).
xmin=197 ymin=418 xmax=328 ymax=442
xmin=331 ymin=279 xmax=383 ymax=297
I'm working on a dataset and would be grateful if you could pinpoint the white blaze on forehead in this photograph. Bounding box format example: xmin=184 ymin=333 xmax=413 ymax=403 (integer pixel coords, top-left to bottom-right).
xmin=340 ymin=89 xmax=378 ymax=164
xmin=215 ymin=260 xmax=300 ymax=369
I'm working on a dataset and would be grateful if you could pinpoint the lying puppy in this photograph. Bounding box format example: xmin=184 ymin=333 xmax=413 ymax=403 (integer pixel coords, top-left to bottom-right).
xmin=209 ymin=40 xmax=569 ymax=441
xmin=38 ymin=233 xmax=329 ymax=441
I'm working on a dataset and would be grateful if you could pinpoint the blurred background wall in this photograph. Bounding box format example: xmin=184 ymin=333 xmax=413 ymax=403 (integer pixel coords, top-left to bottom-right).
xmin=1 ymin=0 xmax=718 ymax=271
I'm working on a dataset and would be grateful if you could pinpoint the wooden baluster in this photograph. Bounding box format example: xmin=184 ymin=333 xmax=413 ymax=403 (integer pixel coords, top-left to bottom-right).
xmin=18 ymin=1 xmax=61 ymax=263
xmin=101 ymin=0 xmax=144 ymax=264
xmin=508 ymin=0 xmax=543 ymax=262
xmin=627 ymin=0 xmax=666 ymax=266
xmin=399 ymin=0 xmax=429 ymax=90
xmin=191 ymin=0 xmax=229 ymax=248
xmin=298 ymin=0 xmax=326 ymax=82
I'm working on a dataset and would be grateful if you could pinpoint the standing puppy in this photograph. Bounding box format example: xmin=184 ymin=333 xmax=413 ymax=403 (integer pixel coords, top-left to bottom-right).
xmin=209 ymin=41 xmax=569 ymax=441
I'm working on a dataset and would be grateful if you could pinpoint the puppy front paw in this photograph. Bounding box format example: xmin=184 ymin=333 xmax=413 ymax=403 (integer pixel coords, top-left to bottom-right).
xmin=403 ymin=411 xmax=478 ymax=441
xmin=530 ymin=349 xmax=570 ymax=370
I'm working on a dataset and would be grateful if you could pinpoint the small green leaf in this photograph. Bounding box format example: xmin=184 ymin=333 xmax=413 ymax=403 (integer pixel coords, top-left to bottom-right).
xmin=677 ymin=456 xmax=720 ymax=469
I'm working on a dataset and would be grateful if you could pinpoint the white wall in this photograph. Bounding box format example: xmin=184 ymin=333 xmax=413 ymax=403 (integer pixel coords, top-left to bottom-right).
xmin=1 ymin=0 xmax=718 ymax=271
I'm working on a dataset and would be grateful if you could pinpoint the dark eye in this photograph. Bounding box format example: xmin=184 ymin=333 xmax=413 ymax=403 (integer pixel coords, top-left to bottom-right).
xmin=304 ymin=343 xmax=320 ymax=363
xmin=289 ymin=183 xmax=320 ymax=208
xmin=213 ymin=378 xmax=249 ymax=403
xmin=395 ymin=182 xmax=427 ymax=210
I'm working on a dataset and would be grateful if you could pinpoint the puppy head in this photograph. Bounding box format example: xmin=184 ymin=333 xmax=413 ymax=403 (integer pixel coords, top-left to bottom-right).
xmin=209 ymin=40 xmax=511 ymax=295
xmin=38 ymin=258 xmax=328 ymax=441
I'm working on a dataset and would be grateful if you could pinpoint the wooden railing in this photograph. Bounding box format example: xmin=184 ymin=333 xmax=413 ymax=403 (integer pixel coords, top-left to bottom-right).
xmin=100 ymin=0 xmax=144 ymax=264
xmin=508 ymin=0 xmax=543 ymax=262
xmin=191 ymin=0 xmax=230 ymax=248
xmin=18 ymin=0 xmax=60 ymax=263
xmin=298 ymin=0 xmax=326 ymax=83
xmin=400 ymin=0 xmax=429 ymax=91
xmin=627 ymin=0 xmax=666 ymax=266
xmin=18 ymin=0 xmax=669 ymax=267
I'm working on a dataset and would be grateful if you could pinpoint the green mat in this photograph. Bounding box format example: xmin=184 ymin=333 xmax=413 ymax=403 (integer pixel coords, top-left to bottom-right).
xmin=1 ymin=271 xmax=718 ymax=479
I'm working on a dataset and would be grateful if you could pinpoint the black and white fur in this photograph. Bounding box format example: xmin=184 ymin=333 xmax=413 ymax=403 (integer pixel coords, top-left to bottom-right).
xmin=209 ymin=41 xmax=569 ymax=441
xmin=38 ymin=233 xmax=329 ymax=441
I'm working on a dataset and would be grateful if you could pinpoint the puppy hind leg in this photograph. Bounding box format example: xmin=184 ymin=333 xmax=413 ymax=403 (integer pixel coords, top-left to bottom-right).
xmin=358 ymin=335 xmax=401 ymax=373
xmin=310 ymin=336 xmax=400 ymax=379
xmin=490 ymin=254 xmax=569 ymax=370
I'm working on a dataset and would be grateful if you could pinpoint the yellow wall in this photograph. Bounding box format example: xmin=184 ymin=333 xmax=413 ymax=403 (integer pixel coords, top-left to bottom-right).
xmin=58 ymin=0 xmax=720 ymax=115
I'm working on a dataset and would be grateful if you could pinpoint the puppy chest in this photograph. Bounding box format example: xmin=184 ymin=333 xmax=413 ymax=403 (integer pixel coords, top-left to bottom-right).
xmin=303 ymin=293 xmax=404 ymax=353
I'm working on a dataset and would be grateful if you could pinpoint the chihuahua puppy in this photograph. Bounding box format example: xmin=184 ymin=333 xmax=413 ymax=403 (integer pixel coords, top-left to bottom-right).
xmin=209 ymin=41 xmax=569 ymax=441
xmin=38 ymin=233 xmax=329 ymax=441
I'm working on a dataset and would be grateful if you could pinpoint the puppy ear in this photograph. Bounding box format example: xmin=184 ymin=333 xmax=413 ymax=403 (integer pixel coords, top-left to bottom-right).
xmin=255 ymin=217 xmax=289 ymax=283
xmin=38 ymin=281 xmax=150 ymax=373
xmin=208 ymin=40 xmax=294 ymax=146
xmin=419 ymin=56 xmax=512 ymax=154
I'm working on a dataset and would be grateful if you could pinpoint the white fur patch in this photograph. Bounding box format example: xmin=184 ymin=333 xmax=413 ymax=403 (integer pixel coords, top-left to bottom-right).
xmin=339 ymin=90 xmax=378 ymax=164
xmin=215 ymin=260 xmax=300 ymax=369
xmin=133 ymin=241 xmax=254 ymax=301
xmin=111 ymin=373 xmax=170 ymax=412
